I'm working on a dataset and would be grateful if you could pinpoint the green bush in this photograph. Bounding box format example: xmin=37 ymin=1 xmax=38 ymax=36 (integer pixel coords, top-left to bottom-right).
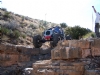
xmin=3 ymin=11 xmax=10 ymax=18
xmin=20 ymin=24 xmax=24 ymax=28
xmin=22 ymin=16 xmax=25 ymax=21
xmin=1 ymin=27 xmax=10 ymax=35
xmin=13 ymin=30 xmax=20 ymax=38
xmin=22 ymin=34 xmax=26 ymax=38
xmin=83 ymin=32 xmax=96 ymax=38
xmin=65 ymin=26 xmax=92 ymax=39
xmin=91 ymin=32 xmax=96 ymax=37
xmin=29 ymin=24 xmax=37 ymax=29
xmin=0 ymin=26 xmax=21 ymax=39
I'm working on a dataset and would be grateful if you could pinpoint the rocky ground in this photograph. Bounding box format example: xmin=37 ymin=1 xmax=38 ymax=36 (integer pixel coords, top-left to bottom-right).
xmin=1 ymin=39 xmax=100 ymax=75
xmin=31 ymin=39 xmax=100 ymax=75
xmin=0 ymin=42 xmax=52 ymax=75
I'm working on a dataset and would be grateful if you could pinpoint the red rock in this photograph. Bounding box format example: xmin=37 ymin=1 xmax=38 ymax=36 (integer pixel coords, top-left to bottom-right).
xmin=82 ymin=49 xmax=91 ymax=58
xmin=92 ymin=47 xmax=100 ymax=56
xmin=61 ymin=47 xmax=81 ymax=59
xmin=79 ymin=40 xmax=90 ymax=49
xmin=51 ymin=49 xmax=62 ymax=60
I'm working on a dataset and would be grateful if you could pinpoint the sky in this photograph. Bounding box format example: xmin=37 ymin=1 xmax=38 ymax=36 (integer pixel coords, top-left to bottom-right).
xmin=0 ymin=0 xmax=100 ymax=31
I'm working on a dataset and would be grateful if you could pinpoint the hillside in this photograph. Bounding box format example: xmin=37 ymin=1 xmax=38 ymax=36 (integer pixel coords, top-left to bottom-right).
xmin=0 ymin=8 xmax=100 ymax=75
xmin=0 ymin=8 xmax=60 ymax=46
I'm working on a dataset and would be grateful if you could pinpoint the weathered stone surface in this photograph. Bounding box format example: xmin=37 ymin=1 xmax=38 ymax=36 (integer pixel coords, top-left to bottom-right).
xmin=2 ymin=38 xmax=100 ymax=74
xmin=85 ymin=70 xmax=99 ymax=75
xmin=58 ymin=40 xmax=91 ymax=49
xmin=60 ymin=65 xmax=75 ymax=70
xmin=0 ymin=53 xmax=5 ymax=61
xmin=0 ymin=53 xmax=19 ymax=66
xmin=51 ymin=50 xmax=54 ymax=59
xmin=51 ymin=49 xmax=62 ymax=60
xmin=17 ymin=45 xmax=27 ymax=54
xmin=91 ymin=38 xmax=100 ymax=48
xmin=0 ymin=53 xmax=19 ymax=61
xmin=51 ymin=47 xmax=81 ymax=60
xmin=40 ymin=48 xmax=51 ymax=54
xmin=32 ymin=60 xmax=52 ymax=75
xmin=19 ymin=54 xmax=30 ymax=62
xmin=33 ymin=60 xmax=51 ymax=67
xmin=63 ymin=70 xmax=82 ymax=75
xmin=61 ymin=47 xmax=81 ymax=59
xmin=60 ymin=62 xmax=85 ymax=72
xmin=0 ymin=43 xmax=52 ymax=67
xmin=55 ymin=69 xmax=63 ymax=75
xmin=36 ymin=69 xmax=55 ymax=75
xmin=69 ymin=40 xmax=79 ymax=47
xmin=32 ymin=61 xmax=85 ymax=75
xmin=82 ymin=49 xmax=91 ymax=58
xmin=32 ymin=69 xmax=55 ymax=75
xmin=79 ymin=40 xmax=90 ymax=49
xmin=0 ymin=43 xmax=6 ymax=50
xmin=92 ymin=47 xmax=100 ymax=56
xmin=27 ymin=48 xmax=40 ymax=55
xmin=46 ymin=70 xmax=55 ymax=75
xmin=57 ymin=40 xmax=69 ymax=47
xmin=6 ymin=46 xmax=18 ymax=54
xmin=5 ymin=44 xmax=14 ymax=52
xmin=33 ymin=61 xmax=60 ymax=69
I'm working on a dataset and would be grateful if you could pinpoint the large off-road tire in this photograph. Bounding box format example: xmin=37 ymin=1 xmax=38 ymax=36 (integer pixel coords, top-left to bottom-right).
xmin=33 ymin=35 xmax=42 ymax=48
xmin=50 ymin=34 xmax=60 ymax=47
xmin=66 ymin=35 xmax=72 ymax=40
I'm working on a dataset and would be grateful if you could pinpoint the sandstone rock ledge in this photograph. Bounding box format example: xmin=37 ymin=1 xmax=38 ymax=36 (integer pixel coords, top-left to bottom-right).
xmin=32 ymin=39 xmax=100 ymax=75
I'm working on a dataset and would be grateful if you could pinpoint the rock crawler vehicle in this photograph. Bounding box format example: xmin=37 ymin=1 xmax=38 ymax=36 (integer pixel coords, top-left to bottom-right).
xmin=33 ymin=26 xmax=65 ymax=48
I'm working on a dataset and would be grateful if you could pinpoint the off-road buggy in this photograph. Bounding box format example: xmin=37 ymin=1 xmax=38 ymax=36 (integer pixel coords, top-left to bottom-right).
xmin=33 ymin=26 xmax=65 ymax=48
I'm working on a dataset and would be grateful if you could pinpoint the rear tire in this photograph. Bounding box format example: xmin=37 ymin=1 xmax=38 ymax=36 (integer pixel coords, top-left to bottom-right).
xmin=50 ymin=34 xmax=59 ymax=47
xmin=33 ymin=35 xmax=42 ymax=48
xmin=66 ymin=35 xmax=72 ymax=40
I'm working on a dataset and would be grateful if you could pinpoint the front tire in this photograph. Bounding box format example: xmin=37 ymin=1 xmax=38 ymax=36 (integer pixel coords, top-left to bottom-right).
xmin=33 ymin=35 xmax=42 ymax=48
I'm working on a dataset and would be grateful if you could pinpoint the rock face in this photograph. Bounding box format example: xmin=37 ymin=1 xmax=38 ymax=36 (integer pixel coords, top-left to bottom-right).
xmin=32 ymin=60 xmax=85 ymax=75
xmin=1 ymin=39 xmax=100 ymax=75
xmin=0 ymin=43 xmax=52 ymax=67
xmin=51 ymin=47 xmax=81 ymax=60
xmin=32 ymin=39 xmax=100 ymax=75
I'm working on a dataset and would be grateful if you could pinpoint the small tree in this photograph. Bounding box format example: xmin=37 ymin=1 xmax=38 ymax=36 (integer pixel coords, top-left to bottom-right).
xmin=3 ymin=11 xmax=10 ymax=18
xmin=65 ymin=25 xmax=92 ymax=39
xmin=60 ymin=23 xmax=67 ymax=28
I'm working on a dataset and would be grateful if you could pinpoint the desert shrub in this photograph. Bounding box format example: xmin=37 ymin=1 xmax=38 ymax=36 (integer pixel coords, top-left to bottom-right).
xmin=29 ymin=24 xmax=37 ymax=29
xmin=1 ymin=27 xmax=10 ymax=35
xmin=20 ymin=24 xmax=24 ymax=28
xmin=21 ymin=34 xmax=26 ymax=38
xmin=1 ymin=8 xmax=7 ymax=11
xmin=4 ymin=20 xmax=19 ymax=30
xmin=91 ymin=32 xmax=96 ymax=37
xmin=39 ymin=25 xmax=45 ymax=30
xmin=0 ymin=25 xmax=20 ymax=39
xmin=3 ymin=11 xmax=11 ymax=18
xmin=0 ymin=26 xmax=1 ymax=31
xmin=83 ymin=32 xmax=96 ymax=38
xmin=15 ymin=14 xmax=21 ymax=17
xmin=22 ymin=16 xmax=24 ymax=21
xmin=13 ymin=30 xmax=20 ymax=38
